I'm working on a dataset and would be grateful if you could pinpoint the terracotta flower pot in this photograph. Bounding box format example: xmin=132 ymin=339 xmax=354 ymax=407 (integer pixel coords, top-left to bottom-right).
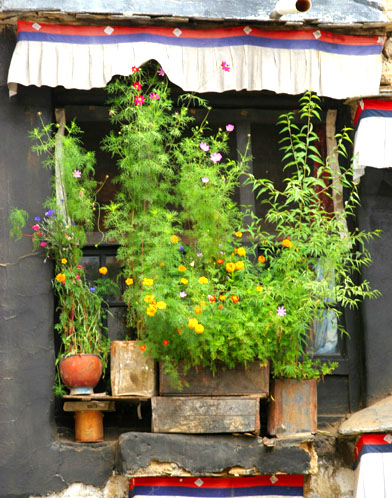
xmin=60 ymin=354 xmax=102 ymax=395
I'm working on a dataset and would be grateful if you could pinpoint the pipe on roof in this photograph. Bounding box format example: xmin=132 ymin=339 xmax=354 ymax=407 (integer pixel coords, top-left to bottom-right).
xmin=270 ymin=0 xmax=312 ymax=19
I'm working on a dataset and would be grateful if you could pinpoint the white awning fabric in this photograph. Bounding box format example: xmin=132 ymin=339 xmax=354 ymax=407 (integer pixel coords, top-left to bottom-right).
xmin=8 ymin=21 xmax=384 ymax=99
xmin=353 ymin=99 xmax=392 ymax=182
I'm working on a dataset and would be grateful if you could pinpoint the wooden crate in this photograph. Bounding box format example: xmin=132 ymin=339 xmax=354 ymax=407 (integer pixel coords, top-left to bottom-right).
xmin=111 ymin=341 xmax=157 ymax=396
xmin=151 ymin=396 xmax=260 ymax=434
xmin=159 ymin=362 xmax=269 ymax=396
xmin=267 ymin=379 xmax=317 ymax=437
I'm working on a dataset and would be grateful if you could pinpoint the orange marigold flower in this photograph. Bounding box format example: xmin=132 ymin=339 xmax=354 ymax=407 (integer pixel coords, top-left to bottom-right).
xmin=188 ymin=318 xmax=198 ymax=329
xmin=194 ymin=306 xmax=202 ymax=314
xmin=195 ymin=323 xmax=205 ymax=334
xmin=163 ymin=339 xmax=170 ymax=346
xmin=219 ymin=294 xmax=226 ymax=301
xmin=208 ymin=295 xmax=217 ymax=302
xmin=139 ymin=344 xmax=147 ymax=352
xmin=55 ymin=272 xmax=66 ymax=283
xmin=177 ymin=329 xmax=183 ymax=335
xmin=146 ymin=305 xmax=157 ymax=317
xmin=235 ymin=231 xmax=243 ymax=238
xmin=160 ymin=262 xmax=165 ymax=267
xmin=235 ymin=261 xmax=245 ymax=270
xmin=178 ymin=265 xmax=187 ymax=272
xmin=170 ymin=234 xmax=179 ymax=243
xmin=99 ymin=266 xmax=108 ymax=275
xmin=237 ymin=247 xmax=246 ymax=257
xmin=61 ymin=258 xmax=67 ymax=265
xmin=282 ymin=238 xmax=294 ymax=248
xmin=217 ymin=258 xmax=224 ymax=265
xmin=231 ymin=295 xmax=239 ymax=303
xmin=144 ymin=294 xmax=155 ymax=303
xmin=142 ymin=277 xmax=154 ymax=286
xmin=258 ymin=255 xmax=266 ymax=264
xmin=200 ymin=301 xmax=207 ymax=307
xmin=218 ymin=304 xmax=223 ymax=309
xmin=125 ymin=278 xmax=134 ymax=286
xmin=225 ymin=262 xmax=235 ymax=273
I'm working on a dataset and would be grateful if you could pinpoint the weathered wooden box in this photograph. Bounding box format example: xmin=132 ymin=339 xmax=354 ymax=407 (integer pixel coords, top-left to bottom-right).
xmin=110 ymin=340 xmax=157 ymax=396
xmin=151 ymin=396 xmax=260 ymax=434
xmin=159 ymin=362 xmax=269 ymax=396
xmin=267 ymin=379 xmax=317 ymax=437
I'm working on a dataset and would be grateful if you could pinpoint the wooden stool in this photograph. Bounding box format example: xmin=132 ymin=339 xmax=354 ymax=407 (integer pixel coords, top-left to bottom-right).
xmin=63 ymin=400 xmax=115 ymax=442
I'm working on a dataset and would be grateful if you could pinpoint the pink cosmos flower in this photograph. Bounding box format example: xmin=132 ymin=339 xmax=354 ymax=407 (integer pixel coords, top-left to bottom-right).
xmin=32 ymin=224 xmax=40 ymax=231
xmin=221 ymin=61 xmax=230 ymax=72
xmin=149 ymin=93 xmax=160 ymax=100
xmin=40 ymin=242 xmax=47 ymax=247
xmin=134 ymin=95 xmax=145 ymax=106
xmin=200 ymin=142 xmax=209 ymax=152
xmin=73 ymin=170 xmax=81 ymax=178
xmin=179 ymin=291 xmax=187 ymax=298
xmin=210 ymin=152 xmax=222 ymax=163
xmin=157 ymin=67 xmax=165 ymax=77
xmin=277 ymin=306 xmax=287 ymax=317
xmin=76 ymin=275 xmax=80 ymax=280
xmin=133 ymin=82 xmax=142 ymax=91
xmin=77 ymin=265 xmax=83 ymax=269
xmin=201 ymin=177 xmax=209 ymax=184
xmin=226 ymin=124 xmax=235 ymax=132
xmin=132 ymin=66 xmax=140 ymax=73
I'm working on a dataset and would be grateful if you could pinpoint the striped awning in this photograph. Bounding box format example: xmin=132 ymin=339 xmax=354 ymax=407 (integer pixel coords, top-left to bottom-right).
xmin=353 ymin=99 xmax=392 ymax=182
xmin=129 ymin=476 xmax=304 ymax=498
xmin=354 ymin=434 xmax=392 ymax=498
xmin=7 ymin=21 xmax=384 ymax=99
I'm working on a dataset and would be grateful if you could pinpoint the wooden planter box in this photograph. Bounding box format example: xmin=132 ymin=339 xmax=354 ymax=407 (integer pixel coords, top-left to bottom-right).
xmin=110 ymin=340 xmax=157 ymax=397
xmin=159 ymin=361 xmax=269 ymax=397
xmin=267 ymin=378 xmax=317 ymax=437
xmin=152 ymin=396 xmax=260 ymax=434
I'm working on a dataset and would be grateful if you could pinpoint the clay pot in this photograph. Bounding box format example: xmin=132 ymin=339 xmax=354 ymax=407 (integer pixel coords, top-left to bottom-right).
xmin=60 ymin=354 xmax=102 ymax=395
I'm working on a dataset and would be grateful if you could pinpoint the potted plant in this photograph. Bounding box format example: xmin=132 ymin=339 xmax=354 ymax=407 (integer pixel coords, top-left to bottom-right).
xmin=9 ymin=118 xmax=117 ymax=396
xmin=102 ymin=63 xmax=271 ymax=394
xmin=241 ymin=92 xmax=381 ymax=436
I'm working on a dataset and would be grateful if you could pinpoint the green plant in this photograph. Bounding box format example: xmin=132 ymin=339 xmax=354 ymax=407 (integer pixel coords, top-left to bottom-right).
xmin=244 ymin=92 xmax=381 ymax=379
xmin=9 ymin=118 xmax=118 ymax=395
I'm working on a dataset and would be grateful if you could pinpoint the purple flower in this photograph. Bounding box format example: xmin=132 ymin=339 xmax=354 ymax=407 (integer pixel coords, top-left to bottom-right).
xmin=34 ymin=216 xmax=41 ymax=221
xmin=46 ymin=209 xmax=55 ymax=218
xmin=201 ymin=177 xmax=209 ymax=184
xmin=200 ymin=142 xmax=209 ymax=152
xmin=89 ymin=287 xmax=96 ymax=292
xmin=179 ymin=291 xmax=187 ymax=298
xmin=157 ymin=67 xmax=165 ymax=77
xmin=149 ymin=92 xmax=160 ymax=100
xmin=210 ymin=152 xmax=222 ymax=163
xmin=226 ymin=124 xmax=235 ymax=132
xmin=277 ymin=306 xmax=287 ymax=317
xmin=179 ymin=245 xmax=184 ymax=251
xmin=73 ymin=169 xmax=82 ymax=178
xmin=71 ymin=221 xmax=76 ymax=225
xmin=197 ymin=252 xmax=203 ymax=257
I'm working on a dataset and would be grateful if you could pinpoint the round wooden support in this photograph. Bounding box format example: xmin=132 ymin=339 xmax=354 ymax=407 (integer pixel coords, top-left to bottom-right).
xmin=74 ymin=410 xmax=104 ymax=442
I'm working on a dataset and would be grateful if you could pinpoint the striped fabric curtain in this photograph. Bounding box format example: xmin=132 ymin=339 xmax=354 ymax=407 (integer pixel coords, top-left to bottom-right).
xmin=8 ymin=21 xmax=384 ymax=99
xmin=129 ymin=476 xmax=304 ymax=498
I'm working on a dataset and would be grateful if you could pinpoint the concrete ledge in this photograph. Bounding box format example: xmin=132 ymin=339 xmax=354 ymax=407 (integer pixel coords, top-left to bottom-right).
xmin=339 ymin=395 xmax=392 ymax=436
xmin=118 ymin=432 xmax=313 ymax=476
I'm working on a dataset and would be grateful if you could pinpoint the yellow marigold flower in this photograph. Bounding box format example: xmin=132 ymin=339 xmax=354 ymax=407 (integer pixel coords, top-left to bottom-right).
xmin=160 ymin=262 xmax=165 ymax=267
xmin=178 ymin=265 xmax=187 ymax=272
xmin=170 ymin=234 xmax=179 ymax=243
xmin=146 ymin=305 xmax=157 ymax=317
xmin=237 ymin=247 xmax=246 ymax=257
xmin=198 ymin=276 xmax=208 ymax=284
xmin=194 ymin=306 xmax=202 ymax=314
xmin=200 ymin=301 xmax=207 ymax=307
xmin=256 ymin=285 xmax=263 ymax=292
xmin=180 ymin=278 xmax=189 ymax=285
xmin=55 ymin=272 xmax=66 ymax=283
xmin=282 ymin=238 xmax=294 ymax=248
xmin=156 ymin=301 xmax=167 ymax=310
xmin=144 ymin=294 xmax=155 ymax=303
xmin=61 ymin=258 xmax=67 ymax=265
xmin=258 ymin=255 xmax=266 ymax=264
xmin=188 ymin=318 xmax=198 ymax=329
xmin=235 ymin=232 xmax=243 ymax=238
xmin=142 ymin=277 xmax=154 ymax=286
xmin=99 ymin=266 xmax=108 ymax=275
xmin=225 ymin=262 xmax=235 ymax=273
xmin=125 ymin=278 xmax=134 ymax=286
xmin=195 ymin=323 xmax=205 ymax=334
xmin=235 ymin=261 xmax=245 ymax=271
